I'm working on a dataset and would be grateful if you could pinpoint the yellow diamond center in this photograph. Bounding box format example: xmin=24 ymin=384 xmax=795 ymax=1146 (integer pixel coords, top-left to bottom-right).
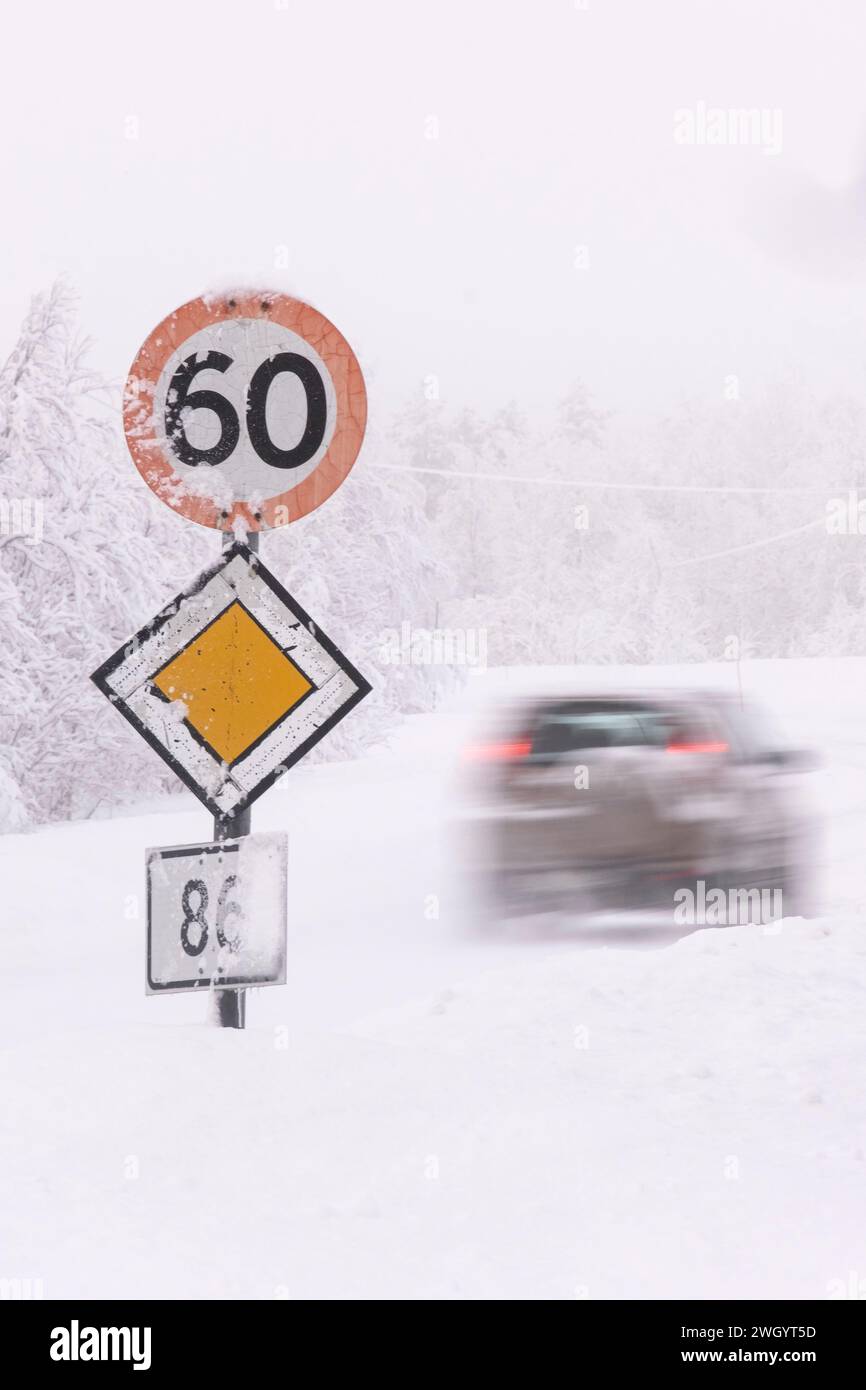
xmin=153 ymin=601 xmax=312 ymax=765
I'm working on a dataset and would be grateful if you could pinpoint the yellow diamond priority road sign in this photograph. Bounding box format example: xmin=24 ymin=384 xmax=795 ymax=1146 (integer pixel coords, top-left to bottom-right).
xmin=91 ymin=543 xmax=371 ymax=818
xmin=152 ymin=603 xmax=315 ymax=766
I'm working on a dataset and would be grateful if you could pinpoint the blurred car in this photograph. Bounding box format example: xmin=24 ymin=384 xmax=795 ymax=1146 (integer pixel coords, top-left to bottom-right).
xmin=458 ymin=687 xmax=818 ymax=927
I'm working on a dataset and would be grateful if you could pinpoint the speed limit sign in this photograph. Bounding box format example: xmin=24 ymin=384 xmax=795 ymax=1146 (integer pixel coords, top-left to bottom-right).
xmin=123 ymin=292 xmax=367 ymax=531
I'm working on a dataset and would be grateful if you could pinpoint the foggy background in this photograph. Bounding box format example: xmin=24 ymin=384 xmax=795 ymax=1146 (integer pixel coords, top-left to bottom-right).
xmin=3 ymin=0 xmax=866 ymax=416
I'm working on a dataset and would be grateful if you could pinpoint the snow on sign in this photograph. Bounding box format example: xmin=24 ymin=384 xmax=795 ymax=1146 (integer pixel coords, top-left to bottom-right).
xmin=147 ymin=833 xmax=287 ymax=994
xmin=123 ymin=292 xmax=366 ymax=531
xmin=91 ymin=542 xmax=371 ymax=818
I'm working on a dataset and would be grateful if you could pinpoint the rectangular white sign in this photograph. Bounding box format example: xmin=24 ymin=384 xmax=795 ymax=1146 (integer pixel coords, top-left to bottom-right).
xmin=146 ymin=832 xmax=287 ymax=994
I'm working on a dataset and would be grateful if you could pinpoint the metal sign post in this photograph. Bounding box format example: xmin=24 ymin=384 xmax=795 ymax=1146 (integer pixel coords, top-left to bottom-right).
xmin=213 ymin=528 xmax=256 ymax=1028
xmin=91 ymin=289 xmax=370 ymax=1032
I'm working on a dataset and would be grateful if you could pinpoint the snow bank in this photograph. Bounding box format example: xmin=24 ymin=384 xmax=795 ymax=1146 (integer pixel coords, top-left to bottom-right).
xmin=2 ymin=913 xmax=864 ymax=1299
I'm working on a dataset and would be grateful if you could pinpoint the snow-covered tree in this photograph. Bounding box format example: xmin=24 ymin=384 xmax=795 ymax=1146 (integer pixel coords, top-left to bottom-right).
xmin=0 ymin=283 xmax=208 ymax=829
xmin=390 ymin=376 xmax=866 ymax=672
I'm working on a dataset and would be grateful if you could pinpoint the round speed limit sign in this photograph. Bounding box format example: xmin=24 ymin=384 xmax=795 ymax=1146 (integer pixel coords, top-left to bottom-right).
xmin=123 ymin=292 xmax=367 ymax=530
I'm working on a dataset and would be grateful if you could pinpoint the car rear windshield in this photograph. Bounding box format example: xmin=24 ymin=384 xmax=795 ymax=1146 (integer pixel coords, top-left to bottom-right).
xmin=527 ymin=702 xmax=676 ymax=758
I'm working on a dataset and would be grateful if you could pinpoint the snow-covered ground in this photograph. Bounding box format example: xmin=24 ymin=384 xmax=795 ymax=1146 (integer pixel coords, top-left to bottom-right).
xmin=1 ymin=658 xmax=865 ymax=1299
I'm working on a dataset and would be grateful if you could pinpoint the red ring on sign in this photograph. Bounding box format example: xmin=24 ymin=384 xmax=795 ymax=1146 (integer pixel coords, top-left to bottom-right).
xmin=123 ymin=292 xmax=367 ymax=530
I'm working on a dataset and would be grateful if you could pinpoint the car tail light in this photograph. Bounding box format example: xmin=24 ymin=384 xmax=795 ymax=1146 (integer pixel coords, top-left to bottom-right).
xmin=463 ymin=738 xmax=532 ymax=762
xmin=665 ymin=740 xmax=729 ymax=754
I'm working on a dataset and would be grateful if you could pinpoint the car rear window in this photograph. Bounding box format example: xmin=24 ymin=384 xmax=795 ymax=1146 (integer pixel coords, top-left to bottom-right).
xmin=527 ymin=702 xmax=673 ymax=758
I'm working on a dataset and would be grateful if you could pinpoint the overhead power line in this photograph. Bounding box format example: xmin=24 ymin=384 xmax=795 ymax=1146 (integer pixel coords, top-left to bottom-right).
xmin=662 ymin=515 xmax=829 ymax=569
xmin=370 ymin=460 xmax=857 ymax=498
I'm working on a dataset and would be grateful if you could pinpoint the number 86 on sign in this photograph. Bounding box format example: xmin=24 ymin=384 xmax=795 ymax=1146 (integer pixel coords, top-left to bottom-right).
xmin=178 ymin=875 xmax=242 ymax=958
xmin=146 ymin=834 xmax=287 ymax=994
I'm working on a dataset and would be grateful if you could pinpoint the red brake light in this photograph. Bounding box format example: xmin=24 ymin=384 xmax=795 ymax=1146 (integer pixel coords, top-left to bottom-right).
xmin=666 ymin=741 xmax=729 ymax=754
xmin=463 ymin=739 xmax=532 ymax=762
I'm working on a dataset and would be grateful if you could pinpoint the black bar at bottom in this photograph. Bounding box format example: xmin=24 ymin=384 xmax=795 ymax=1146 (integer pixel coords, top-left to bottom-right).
xmin=3 ymin=1298 xmax=861 ymax=1370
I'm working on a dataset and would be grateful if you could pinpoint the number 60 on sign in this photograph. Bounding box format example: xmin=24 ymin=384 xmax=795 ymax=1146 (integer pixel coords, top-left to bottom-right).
xmin=123 ymin=292 xmax=366 ymax=533
xmin=146 ymin=833 xmax=287 ymax=994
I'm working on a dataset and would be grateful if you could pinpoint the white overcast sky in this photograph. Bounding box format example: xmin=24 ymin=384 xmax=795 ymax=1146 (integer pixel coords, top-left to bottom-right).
xmin=4 ymin=0 xmax=866 ymax=421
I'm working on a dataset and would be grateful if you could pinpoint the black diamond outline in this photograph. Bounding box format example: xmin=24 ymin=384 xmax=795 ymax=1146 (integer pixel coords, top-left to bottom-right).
xmin=91 ymin=542 xmax=372 ymax=820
